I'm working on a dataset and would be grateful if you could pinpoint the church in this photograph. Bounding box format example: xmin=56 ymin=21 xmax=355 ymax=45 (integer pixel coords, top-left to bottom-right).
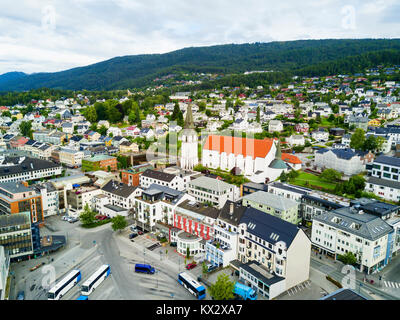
xmin=201 ymin=134 xmax=301 ymax=183
xmin=179 ymin=105 xmax=301 ymax=182
xmin=180 ymin=104 xmax=198 ymax=170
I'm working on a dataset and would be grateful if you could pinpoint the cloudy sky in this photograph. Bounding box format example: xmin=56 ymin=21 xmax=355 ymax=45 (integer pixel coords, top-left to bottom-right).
xmin=0 ymin=0 xmax=399 ymax=74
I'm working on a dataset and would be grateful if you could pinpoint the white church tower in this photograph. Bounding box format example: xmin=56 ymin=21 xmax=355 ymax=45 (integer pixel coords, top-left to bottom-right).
xmin=180 ymin=104 xmax=198 ymax=170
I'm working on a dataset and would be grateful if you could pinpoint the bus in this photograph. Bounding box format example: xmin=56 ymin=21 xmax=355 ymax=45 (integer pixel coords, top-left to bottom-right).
xmin=134 ymin=264 xmax=155 ymax=274
xmin=47 ymin=269 xmax=82 ymax=300
xmin=177 ymin=272 xmax=206 ymax=300
xmin=81 ymin=265 xmax=111 ymax=296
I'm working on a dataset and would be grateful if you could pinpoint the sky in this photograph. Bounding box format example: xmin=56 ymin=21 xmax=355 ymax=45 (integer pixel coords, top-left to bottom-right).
xmin=0 ymin=0 xmax=399 ymax=75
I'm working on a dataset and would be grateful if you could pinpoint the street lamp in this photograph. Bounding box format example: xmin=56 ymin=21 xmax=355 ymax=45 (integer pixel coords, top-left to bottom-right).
xmin=143 ymin=248 xmax=146 ymax=264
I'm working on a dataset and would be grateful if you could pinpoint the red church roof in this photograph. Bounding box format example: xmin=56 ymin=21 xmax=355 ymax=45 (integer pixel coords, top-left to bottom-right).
xmin=203 ymin=135 xmax=275 ymax=159
xmin=281 ymin=153 xmax=302 ymax=164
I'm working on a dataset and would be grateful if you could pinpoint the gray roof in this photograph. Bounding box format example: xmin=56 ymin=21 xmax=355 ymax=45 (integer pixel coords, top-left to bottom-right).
xmin=0 ymin=157 xmax=61 ymax=178
xmin=0 ymin=181 xmax=33 ymax=194
xmin=367 ymin=176 xmax=400 ymax=189
xmin=314 ymin=208 xmax=393 ymax=241
xmin=177 ymin=199 xmax=220 ymax=219
xmin=374 ymin=155 xmax=400 ymax=167
xmin=240 ymin=261 xmax=285 ymax=286
xmin=189 ymin=176 xmax=234 ymax=192
xmin=240 ymin=206 xmax=301 ymax=246
xmin=243 ymin=191 xmax=298 ymax=211
xmin=102 ymin=180 xmax=138 ymax=198
xmin=218 ymin=201 xmax=247 ymax=226
xmin=141 ymin=169 xmax=176 ymax=183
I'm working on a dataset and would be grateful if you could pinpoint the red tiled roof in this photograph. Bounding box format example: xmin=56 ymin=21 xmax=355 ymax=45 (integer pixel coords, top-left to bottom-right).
xmin=281 ymin=153 xmax=302 ymax=164
xmin=203 ymin=135 xmax=275 ymax=159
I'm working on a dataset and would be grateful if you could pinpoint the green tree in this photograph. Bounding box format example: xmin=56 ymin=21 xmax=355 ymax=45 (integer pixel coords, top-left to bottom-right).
xmin=79 ymin=204 xmax=96 ymax=226
xmin=256 ymin=106 xmax=260 ymax=123
xmin=337 ymin=252 xmax=357 ymax=265
xmin=362 ymin=135 xmax=377 ymax=152
xmin=279 ymin=171 xmax=288 ymax=182
xmin=84 ymin=105 xmax=98 ymax=123
xmin=350 ymin=128 xmax=366 ymax=150
xmin=320 ymin=169 xmax=342 ymax=182
xmin=111 ymin=215 xmax=127 ymax=232
xmin=198 ymin=101 xmax=206 ymax=112
xmin=208 ymin=273 xmax=235 ymax=300
xmin=186 ymin=247 xmax=190 ymax=259
xmin=97 ymin=125 xmax=108 ymax=136
xmin=19 ymin=121 xmax=32 ymax=138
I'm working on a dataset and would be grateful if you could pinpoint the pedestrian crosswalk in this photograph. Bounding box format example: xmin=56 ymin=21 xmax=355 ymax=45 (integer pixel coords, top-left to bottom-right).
xmin=384 ymin=281 xmax=400 ymax=289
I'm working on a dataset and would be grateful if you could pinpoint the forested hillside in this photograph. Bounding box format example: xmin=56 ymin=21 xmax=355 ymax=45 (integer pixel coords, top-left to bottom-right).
xmin=0 ymin=39 xmax=399 ymax=91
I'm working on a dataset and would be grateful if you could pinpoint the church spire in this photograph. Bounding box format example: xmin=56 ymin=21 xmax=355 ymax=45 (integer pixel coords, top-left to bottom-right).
xmin=275 ymin=140 xmax=282 ymax=159
xmin=184 ymin=104 xmax=195 ymax=129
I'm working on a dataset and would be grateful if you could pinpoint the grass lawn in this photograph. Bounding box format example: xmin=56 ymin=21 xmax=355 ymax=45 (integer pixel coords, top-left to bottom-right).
xmin=290 ymin=172 xmax=336 ymax=191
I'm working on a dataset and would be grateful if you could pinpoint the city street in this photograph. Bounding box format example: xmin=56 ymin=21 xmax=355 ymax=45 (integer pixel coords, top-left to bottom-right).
xmin=9 ymin=216 xmax=195 ymax=300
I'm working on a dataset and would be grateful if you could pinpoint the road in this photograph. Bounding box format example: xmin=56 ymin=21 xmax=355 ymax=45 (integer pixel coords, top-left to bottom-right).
xmin=310 ymin=257 xmax=398 ymax=300
xmin=10 ymin=216 xmax=194 ymax=300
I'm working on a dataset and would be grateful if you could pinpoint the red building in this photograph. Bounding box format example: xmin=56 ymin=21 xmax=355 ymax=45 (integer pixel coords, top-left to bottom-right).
xmin=173 ymin=200 xmax=220 ymax=241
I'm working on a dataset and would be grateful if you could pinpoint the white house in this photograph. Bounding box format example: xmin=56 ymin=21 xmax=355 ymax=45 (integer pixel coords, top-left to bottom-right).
xmin=268 ymin=120 xmax=283 ymax=133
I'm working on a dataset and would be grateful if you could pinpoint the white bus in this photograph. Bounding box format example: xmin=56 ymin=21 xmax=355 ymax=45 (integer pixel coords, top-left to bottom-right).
xmin=48 ymin=269 xmax=82 ymax=300
xmin=81 ymin=265 xmax=111 ymax=295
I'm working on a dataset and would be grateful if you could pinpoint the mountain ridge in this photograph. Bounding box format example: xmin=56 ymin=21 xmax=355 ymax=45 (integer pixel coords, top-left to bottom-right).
xmin=1 ymin=38 xmax=400 ymax=91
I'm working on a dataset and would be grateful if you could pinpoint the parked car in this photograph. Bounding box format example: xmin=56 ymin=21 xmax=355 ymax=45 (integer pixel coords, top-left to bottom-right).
xmin=170 ymin=242 xmax=177 ymax=247
xmin=69 ymin=217 xmax=79 ymax=223
xmin=207 ymin=264 xmax=217 ymax=272
xmin=61 ymin=216 xmax=69 ymax=221
xmin=130 ymin=226 xmax=138 ymax=232
xmin=137 ymin=231 xmax=144 ymax=235
xmin=129 ymin=233 xmax=138 ymax=239
xmin=186 ymin=263 xmax=197 ymax=270
xmin=95 ymin=215 xmax=108 ymax=221
xmin=17 ymin=291 xmax=25 ymax=300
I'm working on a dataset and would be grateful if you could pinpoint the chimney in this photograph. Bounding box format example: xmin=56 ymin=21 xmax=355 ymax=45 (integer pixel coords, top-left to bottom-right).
xmin=229 ymin=202 xmax=234 ymax=215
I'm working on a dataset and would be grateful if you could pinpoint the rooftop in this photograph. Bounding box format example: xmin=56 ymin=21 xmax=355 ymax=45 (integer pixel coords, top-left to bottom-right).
xmin=243 ymin=191 xmax=298 ymax=211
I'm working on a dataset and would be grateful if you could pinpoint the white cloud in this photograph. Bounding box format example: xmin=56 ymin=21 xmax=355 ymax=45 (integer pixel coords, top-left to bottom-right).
xmin=0 ymin=0 xmax=399 ymax=74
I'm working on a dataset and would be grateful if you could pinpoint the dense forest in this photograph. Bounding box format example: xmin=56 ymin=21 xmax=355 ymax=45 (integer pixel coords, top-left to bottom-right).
xmin=1 ymin=39 xmax=400 ymax=91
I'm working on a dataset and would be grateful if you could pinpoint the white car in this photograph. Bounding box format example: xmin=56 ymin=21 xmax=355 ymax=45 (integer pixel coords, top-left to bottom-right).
xmin=61 ymin=216 xmax=70 ymax=221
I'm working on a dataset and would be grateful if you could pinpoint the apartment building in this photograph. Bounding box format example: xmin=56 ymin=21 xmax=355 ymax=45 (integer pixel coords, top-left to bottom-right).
xmin=315 ymin=148 xmax=374 ymax=176
xmin=205 ymin=201 xmax=246 ymax=268
xmin=0 ymin=213 xmax=36 ymax=260
xmin=188 ymin=176 xmax=240 ymax=209
xmin=311 ymin=207 xmax=394 ymax=274
xmin=0 ymin=182 xmax=44 ymax=226
xmin=237 ymin=207 xmax=311 ymax=299
xmin=66 ymin=185 xmax=102 ymax=217
xmin=242 ymin=191 xmax=299 ymax=225
xmin=366 ymin=156 xmax=400 ymax=201
xmin=58 ymin=148 xmax=85 ymax=168
xmin=101 ymin=180 xmax=142 ymax=211
xmin=139 ymin=169 xmax=187 ymax=191
xmin=174 ymin=200 xmax=220 ymax=241
xmin=301 ymin=191 xmax=351 ymax=224
xmin=0 ymin=156 xmax=62 ymax=183
xmin=133 ymin=184 xmax=193 ymax=232
xmin=32 ymin=182 xmax=59 ymax=217
xmin=121 ymin=164 xmax=154 ymax=187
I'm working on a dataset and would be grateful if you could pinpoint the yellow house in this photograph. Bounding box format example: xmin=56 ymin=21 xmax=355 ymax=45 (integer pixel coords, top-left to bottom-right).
xmin=368 ymin=119 xmax=381 ymax=127
xmin=14 ymin=113 xmax=23 ymax=120
xmin=104 ymin=137 xmax=113 ymax=147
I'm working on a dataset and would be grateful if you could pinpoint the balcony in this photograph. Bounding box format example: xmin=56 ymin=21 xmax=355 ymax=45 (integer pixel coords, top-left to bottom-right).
xmin=207 ymin=239 xmax=231 ymax=252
